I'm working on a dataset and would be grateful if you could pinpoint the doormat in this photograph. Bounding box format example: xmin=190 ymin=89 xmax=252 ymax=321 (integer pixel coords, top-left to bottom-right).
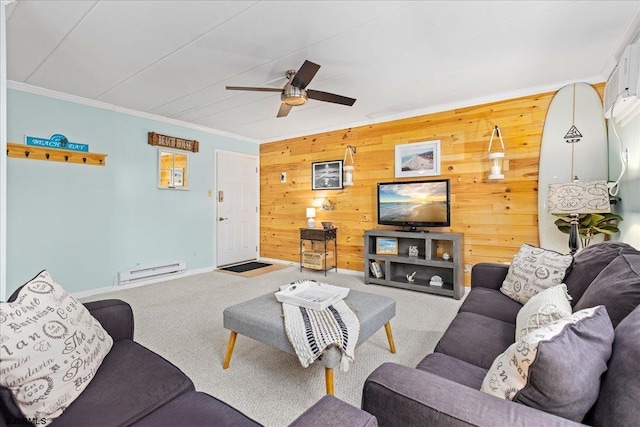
xmin=220 ymin=262 xmax=272 ymax=273
xmin=217 ymin=262 xmax=292 ymax=278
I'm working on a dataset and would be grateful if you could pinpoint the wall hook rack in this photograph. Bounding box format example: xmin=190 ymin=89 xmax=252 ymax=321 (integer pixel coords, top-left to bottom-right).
xmin=7 ymin=142 xmax=107 ymax=166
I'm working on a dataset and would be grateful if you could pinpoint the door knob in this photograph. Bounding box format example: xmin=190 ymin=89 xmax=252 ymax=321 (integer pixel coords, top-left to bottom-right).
xmin=219 ymin=217 xmax=229 ymax=221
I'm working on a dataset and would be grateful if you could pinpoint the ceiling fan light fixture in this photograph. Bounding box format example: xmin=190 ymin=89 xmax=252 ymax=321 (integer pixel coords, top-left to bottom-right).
xmin=282 ymin=86 xmax=308 ymax=106
xmin=225 ymin=60 xmax=355 ymax=117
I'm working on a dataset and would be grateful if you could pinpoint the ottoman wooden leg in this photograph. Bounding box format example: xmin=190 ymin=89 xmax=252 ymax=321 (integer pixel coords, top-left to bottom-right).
xmin=223 ymin=331 xmax=237 ymax=369
xmin=325 ymin=367 xmax=334 ymax=395
xmin=384 ymin=322 xmax=396 ymax=354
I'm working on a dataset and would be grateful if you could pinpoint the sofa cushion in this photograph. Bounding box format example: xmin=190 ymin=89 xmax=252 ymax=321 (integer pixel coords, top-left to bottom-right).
xmin=564 ymin=241 xmax=638 ymax=306
xmin=481 ymin=306 xmax=614 ymax=422
xmin=515 ymin=284 xmax=572 ymax=341
xmin=500 ymin=244 xmax=573 ymax=305
xmin=50 ymin=340 xmax=194 ymax=426
xmin=416 ymin=352 xmax=488 ymax=390
xmin=130 ymin=391 xmax=261 ymax=427
xmin=458 ymin=287 xmax=522 ymax=324
xmin=587 ymin=305 xmax=640 ymax=427
xmin=434 ymin=312 xmax=515 ymax=369
xmin=573 ymin=252 xmax=640 ymax=328
xmin=0 ymin=271 xmax=113 ymax=425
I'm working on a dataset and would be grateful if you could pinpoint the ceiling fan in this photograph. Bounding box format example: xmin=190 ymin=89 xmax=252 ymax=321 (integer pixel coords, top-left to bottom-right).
xmin=226 ymin=60 xmax=356 ymax=117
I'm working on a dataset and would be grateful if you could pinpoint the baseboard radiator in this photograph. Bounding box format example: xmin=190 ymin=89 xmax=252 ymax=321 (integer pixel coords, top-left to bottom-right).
xmin=118 ymin=261 xmax=186 ymax=285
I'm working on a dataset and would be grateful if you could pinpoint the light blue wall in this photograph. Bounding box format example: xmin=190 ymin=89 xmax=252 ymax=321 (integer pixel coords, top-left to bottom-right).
xmin=6 ymin=89 xmax=258 ymax=295
xmin=608 ymin=112 xmax=640 ymax=248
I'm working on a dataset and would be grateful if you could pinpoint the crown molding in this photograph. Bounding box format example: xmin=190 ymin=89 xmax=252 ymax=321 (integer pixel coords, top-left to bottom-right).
xmin=7 ymin=80 xmax=260 ymax=144
xmin=8 ymin=76 xmax=607 ymax=146
xmin=259 ymin=75 xmax=606 ymax=144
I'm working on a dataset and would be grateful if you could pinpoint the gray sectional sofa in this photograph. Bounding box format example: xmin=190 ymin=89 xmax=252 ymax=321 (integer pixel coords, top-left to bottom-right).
xmin=0 ymin=297 xmax=377 ymax=427
xmin=363 ymin=241 xmax=640 ymax=426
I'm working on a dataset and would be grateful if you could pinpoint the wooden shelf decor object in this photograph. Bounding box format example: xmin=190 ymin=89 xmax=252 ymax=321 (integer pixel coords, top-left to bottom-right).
xmin=7 ymin=142 xmax=107 ymax=166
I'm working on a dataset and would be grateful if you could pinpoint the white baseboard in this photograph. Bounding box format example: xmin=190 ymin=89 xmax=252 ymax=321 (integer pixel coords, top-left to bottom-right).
xmin=75 ymin=260 xmax=365 ymax=300
xmin=73 ymin=266 xmax=214 ymax=299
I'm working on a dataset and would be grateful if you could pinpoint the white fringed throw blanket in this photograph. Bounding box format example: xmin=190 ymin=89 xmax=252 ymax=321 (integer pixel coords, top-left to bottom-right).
xmin=282 ymin=300 xmax=360 ymax=372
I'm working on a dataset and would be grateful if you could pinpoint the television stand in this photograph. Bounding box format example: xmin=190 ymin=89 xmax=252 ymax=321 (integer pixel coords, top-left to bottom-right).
xmin=364 ymin=229 xmax=464 ymax=299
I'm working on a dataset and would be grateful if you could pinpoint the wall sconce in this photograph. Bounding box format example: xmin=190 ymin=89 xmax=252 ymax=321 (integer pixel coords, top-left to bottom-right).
xmin=306 ymin=207 xmax=316 ymax=228
xmin=313 ymin=197 xmax=334 ymax=210
xmin=320 ymin=198 xmax=334 ymax=211
xmin=487 ymin=126 xmax=505 ymax=180
xmin=343 ymin=145 xmax=356 ymax=186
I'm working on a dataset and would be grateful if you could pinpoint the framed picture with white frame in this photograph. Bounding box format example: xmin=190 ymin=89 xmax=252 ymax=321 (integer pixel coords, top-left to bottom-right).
xmin=312 ymin=160 xmax=343 ymax=190
xmin=394 ymin=140 xmax=441 ymax=178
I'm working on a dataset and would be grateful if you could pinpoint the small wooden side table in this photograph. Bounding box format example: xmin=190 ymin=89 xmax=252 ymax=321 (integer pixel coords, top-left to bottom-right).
xmin=299 ymin=228 xmax=338 ymax=275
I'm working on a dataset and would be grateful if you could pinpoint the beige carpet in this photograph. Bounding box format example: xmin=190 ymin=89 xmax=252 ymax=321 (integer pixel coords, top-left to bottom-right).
xmin=82 ymin=265 xmax=466 ymax=426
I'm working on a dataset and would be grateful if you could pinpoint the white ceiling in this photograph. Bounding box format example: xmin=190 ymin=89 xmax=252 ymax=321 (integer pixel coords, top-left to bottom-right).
xmin=5 ymin=1 xmax=640 ymax=143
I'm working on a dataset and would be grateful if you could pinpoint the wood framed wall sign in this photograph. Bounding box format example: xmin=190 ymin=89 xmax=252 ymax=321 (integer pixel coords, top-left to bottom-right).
xmin=148 ymin=132 xmax=199 ymax=153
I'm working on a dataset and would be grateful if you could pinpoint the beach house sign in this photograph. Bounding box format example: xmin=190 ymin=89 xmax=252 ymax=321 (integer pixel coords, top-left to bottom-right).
xmin=148 ymin=132 xmax=199 ymax=153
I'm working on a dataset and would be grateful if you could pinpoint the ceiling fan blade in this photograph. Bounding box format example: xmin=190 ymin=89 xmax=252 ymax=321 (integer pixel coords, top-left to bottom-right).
xmin=307 ymin=89 xmax=356 ymax=106
xmin=277 ymin=103 xmax=292 ymax=118
xmin=291 ymin=60 xmax=320 ymax=89
xmin=226 ymin=86 xmax=283 ymax=93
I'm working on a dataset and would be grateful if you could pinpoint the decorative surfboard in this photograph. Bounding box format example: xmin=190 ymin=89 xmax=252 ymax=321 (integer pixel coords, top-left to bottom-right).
xmin=538 ymin=83 xmax=608 ymax=254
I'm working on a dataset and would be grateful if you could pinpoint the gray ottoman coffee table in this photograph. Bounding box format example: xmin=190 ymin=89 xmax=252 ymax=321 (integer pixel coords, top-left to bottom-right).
xmin=223 ymin=289 xmax=396 ymax=395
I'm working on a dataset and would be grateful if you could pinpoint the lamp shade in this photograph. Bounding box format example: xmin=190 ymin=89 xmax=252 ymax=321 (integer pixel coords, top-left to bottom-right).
xmin=306 ymin=207 xmax=316 ymax=218
xmin=547 ymin=180 xmax=610 ymax=214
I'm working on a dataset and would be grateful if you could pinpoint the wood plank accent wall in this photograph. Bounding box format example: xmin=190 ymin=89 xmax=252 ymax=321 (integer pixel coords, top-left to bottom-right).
xmin=260 ymin=84 xmax=604 ymax=285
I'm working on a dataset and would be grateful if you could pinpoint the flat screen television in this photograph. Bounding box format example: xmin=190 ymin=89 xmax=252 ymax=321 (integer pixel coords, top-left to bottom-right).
xmin=377 ymin=179 xmax=451 ymax=230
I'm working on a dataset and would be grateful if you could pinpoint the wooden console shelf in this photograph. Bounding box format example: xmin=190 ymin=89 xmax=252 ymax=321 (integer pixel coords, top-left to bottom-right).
xmin=364 ymin=229 xmax=464 ymax=299
xmin=7 ymin=142 xmax=107 ymax=166
xmin=300 ymin=227 xmax=337 ymax=276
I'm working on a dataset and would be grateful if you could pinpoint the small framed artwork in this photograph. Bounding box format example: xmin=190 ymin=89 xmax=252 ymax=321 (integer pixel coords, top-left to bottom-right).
xmin=395 ymin=140 xmax=441 ymax=178
xmin=312 ymin=160 xmax=343 ymax=190
xmin=376 ymin=237 xmax=398 ymax=255
xmin=158 ymin=149 xmax=189 ymax=190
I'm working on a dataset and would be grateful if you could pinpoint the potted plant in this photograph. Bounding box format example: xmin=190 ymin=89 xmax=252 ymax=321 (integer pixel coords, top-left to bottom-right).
xmin=553 ymin=212 xmax=623 ymax=248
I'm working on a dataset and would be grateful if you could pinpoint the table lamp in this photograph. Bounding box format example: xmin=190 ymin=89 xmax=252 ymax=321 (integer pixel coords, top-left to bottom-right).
xmin=547 ymin=180 xmax=610 ymax=254
xmin=306 ymin=207 xmax=316 ymax=228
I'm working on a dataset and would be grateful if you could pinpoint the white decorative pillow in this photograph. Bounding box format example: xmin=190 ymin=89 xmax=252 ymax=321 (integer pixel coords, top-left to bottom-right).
xmin=500 ymin=244 xmax=573 ymax=304
xmin=481 ymin=306 xmax=614 ymax=421
xmin=0 ymin=271 xmax=113 ymax=425
xmin=515 ymin=284 xmax=572 ymax=341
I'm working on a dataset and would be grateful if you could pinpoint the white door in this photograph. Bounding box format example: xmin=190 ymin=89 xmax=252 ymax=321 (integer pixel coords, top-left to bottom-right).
xmin=215 ymin=150 xmax=259 ymax=267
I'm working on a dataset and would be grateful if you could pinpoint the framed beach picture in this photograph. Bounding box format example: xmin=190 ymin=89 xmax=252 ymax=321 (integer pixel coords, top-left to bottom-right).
xmin=312 ymin=160 xmax=343 ymax=190
xmin=376 ymin=237 xmax=398 ymax=255
xmin=395 ymin=140 xmax=441 ymax=178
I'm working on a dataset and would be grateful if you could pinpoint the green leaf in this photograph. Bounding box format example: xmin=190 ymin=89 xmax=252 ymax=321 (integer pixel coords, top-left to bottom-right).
xmin=554 ymin=218 xmax=572 ymax=226
xmin=553 ymin=208 xmax=623 ymax=245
